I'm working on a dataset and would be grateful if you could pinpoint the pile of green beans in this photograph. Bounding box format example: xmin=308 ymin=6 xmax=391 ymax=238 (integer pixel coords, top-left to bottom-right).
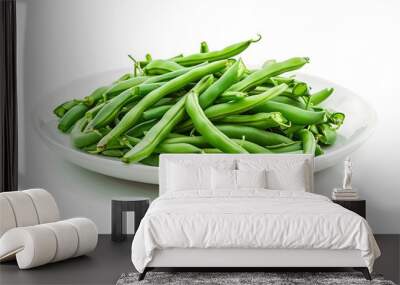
xmin=53 ymin=36 xmax=345 ymax=166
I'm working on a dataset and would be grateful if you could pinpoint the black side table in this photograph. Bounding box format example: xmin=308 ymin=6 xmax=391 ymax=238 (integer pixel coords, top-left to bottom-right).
xmin=333 ymin=199 xmax=366 ymax=219
xmin=111 ymin=197 xmax=150 ymax=242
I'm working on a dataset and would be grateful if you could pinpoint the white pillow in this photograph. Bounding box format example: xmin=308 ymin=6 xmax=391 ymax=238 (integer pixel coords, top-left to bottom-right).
xmin=211 ymin=168 xmax=237 ymax=190
xmin=266 ymin=164 xmax=307 ymax=191
xmin=236 ymin=169 xmax=268 ymax=189
xmin=237 ymin=158 xmax=312 ymax=192
xmin=211 ymin=169 xmax=268 ymax=191
xmin=167 ymin=163 xmax=211 ymax=191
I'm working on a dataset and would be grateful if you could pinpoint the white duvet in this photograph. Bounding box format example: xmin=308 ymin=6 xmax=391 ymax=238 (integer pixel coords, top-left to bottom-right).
xmin=131 ymin=190 xmax=380 ymax=273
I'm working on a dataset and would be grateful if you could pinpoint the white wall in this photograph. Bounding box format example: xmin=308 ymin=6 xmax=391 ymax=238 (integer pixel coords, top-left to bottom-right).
xmin=17 ymin=0 xmax=400 ymax=233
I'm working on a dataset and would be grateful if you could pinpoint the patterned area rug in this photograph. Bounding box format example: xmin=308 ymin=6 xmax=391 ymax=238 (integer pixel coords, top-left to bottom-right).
xmin=116 ymin=272 xmax=396 ymax=285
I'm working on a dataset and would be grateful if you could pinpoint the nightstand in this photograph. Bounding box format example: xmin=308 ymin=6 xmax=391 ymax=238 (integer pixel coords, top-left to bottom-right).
xmin=111 ymin=197 xmax=150 ymax=242
xmin=332 ymin=199 xmax=366 ymax=219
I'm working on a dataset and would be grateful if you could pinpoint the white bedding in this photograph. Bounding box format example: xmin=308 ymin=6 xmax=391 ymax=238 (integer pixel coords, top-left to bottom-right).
xmin=131 ymin=190 xmax=380 ymax=273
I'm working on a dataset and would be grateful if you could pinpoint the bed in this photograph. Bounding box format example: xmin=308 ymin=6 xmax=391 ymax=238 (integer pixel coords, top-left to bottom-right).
xmin=131 ymin=154 xmax=380 ymax=281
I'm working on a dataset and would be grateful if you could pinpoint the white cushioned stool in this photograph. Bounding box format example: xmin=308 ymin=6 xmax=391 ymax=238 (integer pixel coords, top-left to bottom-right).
xmin=0 ymin=189 xmax=98 ymax=269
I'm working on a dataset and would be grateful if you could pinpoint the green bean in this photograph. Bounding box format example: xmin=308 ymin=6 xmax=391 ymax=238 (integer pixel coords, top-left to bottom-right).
xmin=83 ymin=86 xmax=110 ymax=107
xmin=315 ymin=144 xmax=324 ymax=156
xmin=143 ymin=63 xmax=206 ymax=84
xmin=142 ymin=104 xmax=173 ymax=121
xmin=206 ymin=83 xmax=287 ymax=120
xmin=53 ymin=99 xmax=80 ymax=118
xmin=120 ymin=135 xmax=140 ymax=150
xmin=98 ymin=60 xmax=227 ymax=150
xmin=185 ymin=90 xmax=248 ymax=153
xmin=135 ymin=82 xmax=166 ymax=95
xmin=327 ymin=111 xmax=345 ymax=128
xmin=251 ymin=86 xmax=309 ymax=108
xmin=198 ymin=60 xmax=246 ymax=108
xmin=167 ymin=133 xmax=186 ymax=138
xmin=264 ymin=76 xmax=296 ymax=86
xmin=268 ymin=141 xmax=302 ymax=153
xmin=140 ymin=154 xmax=159 ymax=166
xmin=71 ymin=118 xmax=108 ymax=148
xmin=145 ymin=54 xmax=152 ymax=62
xmin=309 ymin=88 xmax=334 ymax=105
xmin=252 ymin=101 xmax=326 ymax=125
xmin=215 ymin=91 xmax=248 ymax=103
xmin=291 ymin=82 xmax=309 ymax=96
xmin=200 ymin=41 xmax=209 ymax=53
xmin=178 ymin=84 xmax=288 ymax=131
xmin=250 ymin=86 xmax=286 ymax=96
xmin=128 ymin=55 xmax=143 ymax=76
xmin=106 ymin=137 xmax=127 ymax=150
xmin=317 ymin=123 xmax=337 ymax=145
xmin=163 ymin=134 xmax=269 ymax=153
xmin=143 ymin=59 xmax=185 ymax=75
xmin=163 ymin=135 xmax=209 ymax=147
xmin=85 ymin=83 xmax=164 ymax=131
xmin=85 ymin=102 xmax=106 ymax=120
xmin=168 ymin=88 xmax=191 ymax=98
xmin=171 ymin=35 xmax=261 ymax=66
xmin=101 ymin=76 xmax=148 ymax=99
xmin=119 ymin=83 xmax=165 ymax=110
xmin=202 ymin=148 xmax=223 ymax=153
xmin=271 ymin=95 xmax=306 ymax=109
xmin=155 ymin=143 xmax=202 ymax=153
xmin=102 ymin=149 xmax=129 ymax=157
xmin=153 ymin=97 xmax=179 ymax=107
xmin=122 ymin=134 xmax=201 ymax=156
xmin=227 ymin=57 xmax=309 ymax=92
xmin=266 ymin=76 xmax=296 ymax=86
xmin=113 ymin=73 xmax=134 ymax=83
xmin=309 ymin=124 xmax=319 ymax=135
xmin=120 ymin=101 xmax=138 ymax=113
xmin=84 ymin=88 xmax=137 ymax=131
xmin=283 ymin=125 xmax=306 ymax=139
xmin=298 ymin=129 xmax=316 ymax=154
xmin=85 ymin=136 xmax=126 ymax=153
xmin=115 ymin=101 xmax=139 ymax=125
xmin=58 ymin=103 xmax=89 ymax=133
xmin=232 ymin=139 xmax=272 ymax=153
xmin=216 ymin=124 xmax=293 ymax=146
xmin=218 ymin=112 xmax=289 ymax=129
xmin=121 ymin=75 xmax=215 ymax=162
xmin=125 ymin=119 xmax=158 ymax=138
xmin=82 ymin=144 xmax=98 ymax=153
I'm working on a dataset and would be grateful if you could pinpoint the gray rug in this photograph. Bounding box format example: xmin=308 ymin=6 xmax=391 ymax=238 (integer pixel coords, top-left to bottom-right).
xmin=116 ymin=272 xmax=396 ymax=285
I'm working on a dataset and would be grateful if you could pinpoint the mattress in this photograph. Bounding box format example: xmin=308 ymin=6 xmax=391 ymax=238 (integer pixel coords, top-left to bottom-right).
xmin=131 ymin=190 xmax=380 ymax=273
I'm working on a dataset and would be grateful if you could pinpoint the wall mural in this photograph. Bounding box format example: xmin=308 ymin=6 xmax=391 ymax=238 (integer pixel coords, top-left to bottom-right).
xmin=35 ymin=36 xmax=376 ymax=184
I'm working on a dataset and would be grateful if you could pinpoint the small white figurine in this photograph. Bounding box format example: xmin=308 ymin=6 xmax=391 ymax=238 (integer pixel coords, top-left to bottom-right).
xmin=342 ymin=157 xmax=353 ymax=190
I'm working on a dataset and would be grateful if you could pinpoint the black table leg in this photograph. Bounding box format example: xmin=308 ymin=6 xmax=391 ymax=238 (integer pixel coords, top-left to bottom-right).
xmin=112 ymin=201 xmax=125 ymax=242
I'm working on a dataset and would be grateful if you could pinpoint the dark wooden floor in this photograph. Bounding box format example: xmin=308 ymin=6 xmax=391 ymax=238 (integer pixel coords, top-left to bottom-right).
xmin=0 ymin=235 xmax=398 ymax=285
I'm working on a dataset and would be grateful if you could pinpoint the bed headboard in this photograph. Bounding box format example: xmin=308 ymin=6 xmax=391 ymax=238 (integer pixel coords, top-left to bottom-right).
xmin=159 ymin=154 xmax=314 ymax=195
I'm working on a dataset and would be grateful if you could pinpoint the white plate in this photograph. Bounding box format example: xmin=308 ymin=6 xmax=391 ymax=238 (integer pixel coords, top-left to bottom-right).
xmin=34 ymin=69 xmax=377 ymax=184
